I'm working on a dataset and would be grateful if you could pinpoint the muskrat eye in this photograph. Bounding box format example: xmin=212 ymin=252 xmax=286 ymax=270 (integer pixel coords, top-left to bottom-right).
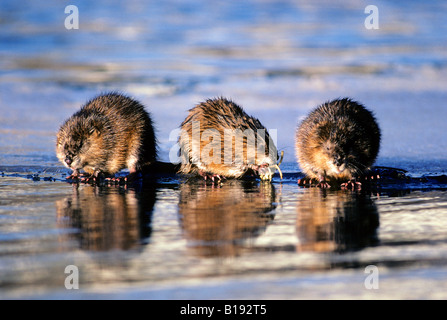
xmin=70 ymin=143 xmax=81 ymax=153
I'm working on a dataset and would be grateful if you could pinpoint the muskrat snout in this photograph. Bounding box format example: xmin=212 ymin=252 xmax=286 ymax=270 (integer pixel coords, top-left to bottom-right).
xmin=334 ymin=163 xmax=346 ymax=174
xmin=333 ymin=154 xmax=347 ymax=171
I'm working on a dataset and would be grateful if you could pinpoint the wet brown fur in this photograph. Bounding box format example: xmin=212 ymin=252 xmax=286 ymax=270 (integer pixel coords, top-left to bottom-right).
xmin=56 ymin=92 xmax=157 ymax=177
xmin=296 ymin=98 xmax=380 ymax=183
xmin=178 ymin=97 xmax=278 ymax=178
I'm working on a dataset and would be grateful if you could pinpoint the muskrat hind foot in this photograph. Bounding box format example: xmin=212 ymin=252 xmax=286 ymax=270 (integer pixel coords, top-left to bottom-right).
xmin=298 ymin=178 xmax=315 ymax=187
xmin=298 ymin=177 xmax=331 ymax=188
xmin=365 ymin=174 xmax=380 ymax=181
xmin=199 ymin=170 xmax=226 ymax=184
xmin=104 ymin=176 xmax=126 ymax=185
xmin=316 ymin=181 xmax=331 ymax=189
xmin=340 ymin=179 xmax=362 ymax=190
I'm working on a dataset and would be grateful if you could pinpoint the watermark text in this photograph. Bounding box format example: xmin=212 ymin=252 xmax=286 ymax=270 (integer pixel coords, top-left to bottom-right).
xmin=64 ymin=264 xmax=79 ymax=289
xmin=65 ymin=5 xmax=79 ymax=30
xmin=364 ymin=5 xmax=379 ymax=30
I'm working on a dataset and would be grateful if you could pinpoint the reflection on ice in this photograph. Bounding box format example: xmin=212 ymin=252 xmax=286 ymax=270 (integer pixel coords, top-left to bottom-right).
xmin=178 ymin=180 xmax=276 ymax=257
xmin=56 ymin=184 xmax=156 ymax=251
xmin=296 ymin=189 xmax=380 ymax=253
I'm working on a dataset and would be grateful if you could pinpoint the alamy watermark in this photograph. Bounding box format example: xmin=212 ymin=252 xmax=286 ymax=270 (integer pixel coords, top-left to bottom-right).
xmin=63 ymin=5 xmax=379 ymax=32
xmin=364 ymin=265 xmax=379 ymax=289
xmin=65 ymin=5 xmax=79 ymax=30
xmin=64 ymin=265 xmax=79 ymax=289
xmin=364 ymin=5 xmax=379 ymax=30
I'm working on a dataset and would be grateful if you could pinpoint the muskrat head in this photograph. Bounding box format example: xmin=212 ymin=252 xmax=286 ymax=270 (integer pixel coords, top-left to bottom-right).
xmin=315 ymin=121 xmax=360 ymax=178
xmin=321 ymin=140 xmax=349 ymax=175
xmin=321 ymin=138 xmax=364 ymax=179
xmin=56 ymin=117 xmax=107 ymax=174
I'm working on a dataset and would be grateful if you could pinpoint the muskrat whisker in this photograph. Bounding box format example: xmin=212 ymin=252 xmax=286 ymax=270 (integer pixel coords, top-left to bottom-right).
xmin=275 ymin=164 xmax=283 ymax=180
xmin=349 ymin=160 xmax=368 ymax=175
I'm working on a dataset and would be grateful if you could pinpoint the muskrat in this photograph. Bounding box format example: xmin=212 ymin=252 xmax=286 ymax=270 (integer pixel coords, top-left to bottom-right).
xmin=295 ymin=98 xmax=380 ymax=188
xmin=178 ymin=97 xmax=283 ymax=181
xmin=56 ymin=92 xmax=157 ymax=181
